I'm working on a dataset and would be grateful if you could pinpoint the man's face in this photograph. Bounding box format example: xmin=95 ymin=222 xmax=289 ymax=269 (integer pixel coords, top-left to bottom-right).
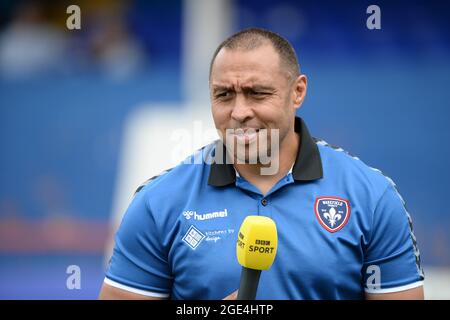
xmin=210 ymin=44 xmax=303 ymax=164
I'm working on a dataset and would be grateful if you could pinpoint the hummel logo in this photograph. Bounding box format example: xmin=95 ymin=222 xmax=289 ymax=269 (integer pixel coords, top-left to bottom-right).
xmin=182 ymin=209 xmax=228 ymax=221
xmin=182 ymin=211 xmax=195 ymax=219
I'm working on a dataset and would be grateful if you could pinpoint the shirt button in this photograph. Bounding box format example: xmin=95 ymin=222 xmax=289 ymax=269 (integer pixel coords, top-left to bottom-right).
xmin=261 ymin=199 xmax=268 ymax=206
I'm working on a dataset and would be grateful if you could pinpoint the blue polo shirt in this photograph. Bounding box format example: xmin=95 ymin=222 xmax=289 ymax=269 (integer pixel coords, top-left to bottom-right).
xmin=104 ymin=117 xmax=424 ymax=299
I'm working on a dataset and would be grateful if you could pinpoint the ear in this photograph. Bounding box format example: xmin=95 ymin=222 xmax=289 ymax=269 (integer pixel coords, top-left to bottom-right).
xmin=292 ymin=74 xmax=307 ymax=110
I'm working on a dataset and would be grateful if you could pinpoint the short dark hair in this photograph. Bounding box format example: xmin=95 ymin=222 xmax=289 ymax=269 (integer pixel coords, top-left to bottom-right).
xmin=209 ymin=27 xmax=300 ymax=80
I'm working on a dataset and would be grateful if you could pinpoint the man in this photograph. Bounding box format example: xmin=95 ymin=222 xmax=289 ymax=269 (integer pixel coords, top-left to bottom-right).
xmin=99 ymin=28 xmax=424 ymax=299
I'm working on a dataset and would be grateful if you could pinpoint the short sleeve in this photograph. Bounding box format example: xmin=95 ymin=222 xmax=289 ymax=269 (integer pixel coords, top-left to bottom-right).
xmin=362 ymin=183 xmax=424 ymax=294
xmin=105 ymin=189 xmax=172 ymax=297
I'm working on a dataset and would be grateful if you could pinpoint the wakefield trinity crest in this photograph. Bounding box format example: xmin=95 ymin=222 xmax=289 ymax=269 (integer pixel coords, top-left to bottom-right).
xmin=315 ymin=196 xmax=350 ymax=233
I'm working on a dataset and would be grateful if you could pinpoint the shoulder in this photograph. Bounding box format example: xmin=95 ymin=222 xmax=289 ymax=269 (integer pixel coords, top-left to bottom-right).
xmin=314 ymin=137 xmax=396 ymax=204
xmin=133 ymin=141 xmax=216 ymax=208
xmin=313 ymin=138 xmax=418 ymax=244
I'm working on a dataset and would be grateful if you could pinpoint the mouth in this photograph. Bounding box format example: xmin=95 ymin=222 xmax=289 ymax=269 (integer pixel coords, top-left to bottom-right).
xmin=232 ymin=128 xmax=260 ymax=144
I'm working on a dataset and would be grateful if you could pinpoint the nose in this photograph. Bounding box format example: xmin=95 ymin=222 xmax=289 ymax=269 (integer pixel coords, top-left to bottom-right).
xmin=230 ymin=94 xmax=254 ymax=123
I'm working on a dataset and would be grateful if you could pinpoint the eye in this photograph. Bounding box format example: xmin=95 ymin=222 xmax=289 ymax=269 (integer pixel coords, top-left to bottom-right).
xmin=251 ymin=90 xmax=269 ymax=98
xmin=215 ymin=91 xmax=233 ymax=99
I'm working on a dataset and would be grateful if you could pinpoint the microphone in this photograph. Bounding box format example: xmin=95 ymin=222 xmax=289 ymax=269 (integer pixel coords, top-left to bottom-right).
xmin=236 ymin=215 xmax=278 ymax=300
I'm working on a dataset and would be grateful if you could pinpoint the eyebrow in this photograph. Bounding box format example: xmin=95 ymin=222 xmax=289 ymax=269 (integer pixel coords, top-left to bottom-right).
xmin=243 ymin=85 xmax=275 ymax=92
xmin=212 ymin=84 xmax=275 ymax=93
xmin=212 ymin=85 xmax=232 ymax=93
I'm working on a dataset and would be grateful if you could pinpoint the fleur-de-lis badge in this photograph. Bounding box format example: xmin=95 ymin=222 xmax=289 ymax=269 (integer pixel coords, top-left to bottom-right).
xmin=315 ymin=197 xmax=350 ymax=233
xmin=323 ymin=207 xmax=342 ymax=227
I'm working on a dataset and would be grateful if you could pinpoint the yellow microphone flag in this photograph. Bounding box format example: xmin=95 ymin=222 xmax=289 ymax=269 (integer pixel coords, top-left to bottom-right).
xmin=236 ymin=215 xmax=278 ymax=270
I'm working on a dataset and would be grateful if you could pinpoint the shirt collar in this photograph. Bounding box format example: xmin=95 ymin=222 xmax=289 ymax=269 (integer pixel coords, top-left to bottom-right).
xmin=208 ymin=116 xmax=323 ymax=187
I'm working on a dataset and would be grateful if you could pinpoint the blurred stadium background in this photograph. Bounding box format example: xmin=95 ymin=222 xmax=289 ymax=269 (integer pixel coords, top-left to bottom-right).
xmin=1 ymin=0 xmax=449 ymax=299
